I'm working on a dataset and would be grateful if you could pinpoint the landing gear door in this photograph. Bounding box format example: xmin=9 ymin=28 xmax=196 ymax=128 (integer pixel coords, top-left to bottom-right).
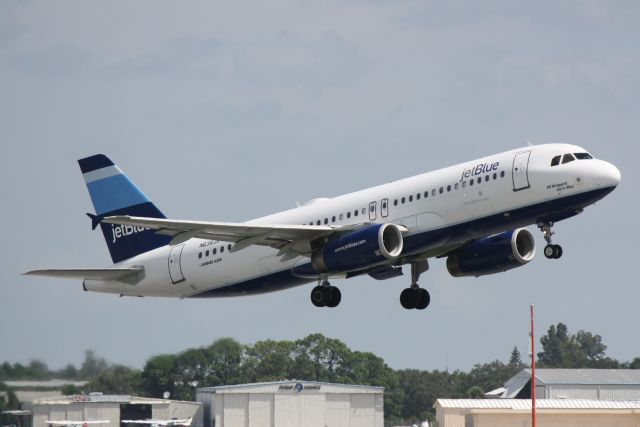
xmin=168 ymin=244 xmax=185 ymax=284
xmin=381 ymin=198 xmax=389 ymax=218
xmin=369 ymin=201 xmax=377 ymax=221
xmin=512 ymin=151 xmax=531 ymax=191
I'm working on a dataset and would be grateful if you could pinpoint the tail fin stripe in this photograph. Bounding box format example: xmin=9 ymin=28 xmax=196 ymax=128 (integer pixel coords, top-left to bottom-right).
xmin=87 ymin=175 xmax=149 ymax=215
xmin=82 ymin=165 xmax=122 ymax=184
xmin=78 ymin=155 xmax=114 ymax=174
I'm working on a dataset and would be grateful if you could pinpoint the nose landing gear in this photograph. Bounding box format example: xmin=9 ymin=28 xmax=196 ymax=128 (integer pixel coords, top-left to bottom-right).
xmin=311 ymin=279 xmax=342 ymax=308
xmin=400 ymin=260 xmax=431 ymax=310
xmin=538 ymin=221 xmax=563 ymax=259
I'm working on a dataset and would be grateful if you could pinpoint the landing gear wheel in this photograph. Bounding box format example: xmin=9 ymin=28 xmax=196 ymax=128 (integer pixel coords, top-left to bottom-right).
xmin=544 ymin=244 xmax=563 ymax=259
xmin=415 ymin=288 xmax=431 ymax=310
xmin=400 ymin=288 xmax=416 ymax=309
xmin=326 ymin=287 xmax=342 ymax=308
xmin=310 ymin=286 xmax=327 ymax=307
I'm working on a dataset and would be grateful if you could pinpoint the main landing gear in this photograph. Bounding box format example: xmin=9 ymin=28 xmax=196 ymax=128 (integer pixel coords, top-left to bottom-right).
xmin=310 ymin=279 xmax=342 ymax=308
xmin=400 ymin=261 xmax=431 ymax=310
xmin=538 ymin=221 xmax=563 ymax=259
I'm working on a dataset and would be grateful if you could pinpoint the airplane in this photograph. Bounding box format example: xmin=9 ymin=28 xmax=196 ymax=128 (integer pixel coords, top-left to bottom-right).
xmin=121 ymin=419 xmax=191 ymax=427
xmin=45 ymin=421 xmax=109 ymax=427
xmin=26 ymin=144 xmax=620 ymax=310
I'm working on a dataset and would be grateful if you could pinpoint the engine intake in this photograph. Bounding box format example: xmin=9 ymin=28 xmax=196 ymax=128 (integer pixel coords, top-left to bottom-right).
xmin=310 ymin=223 xmax=404 ymax=274
xmin=447 ymin=228 xmax=536 ymax=277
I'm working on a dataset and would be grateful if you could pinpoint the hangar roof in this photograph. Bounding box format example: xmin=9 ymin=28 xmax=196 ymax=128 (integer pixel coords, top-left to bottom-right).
xmin=198 ymin=380 xmax=383 ymax=394
xmin=33 ymin=395 xmax=200 ymax=406
xmin=436 ymin=399 xmax=640 ymax=410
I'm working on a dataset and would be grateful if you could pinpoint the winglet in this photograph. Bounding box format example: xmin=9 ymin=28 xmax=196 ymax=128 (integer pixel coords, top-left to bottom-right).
xmin=86 ymin=213 xmax=102 ymax=230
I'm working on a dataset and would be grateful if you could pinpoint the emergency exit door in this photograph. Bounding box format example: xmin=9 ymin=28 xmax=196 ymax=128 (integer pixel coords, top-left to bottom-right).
xmin=168 ymin=244 xmax=185 ymax=284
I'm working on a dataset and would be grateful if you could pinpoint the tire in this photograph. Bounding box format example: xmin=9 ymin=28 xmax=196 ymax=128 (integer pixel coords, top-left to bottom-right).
xmin=400 ymin=288 xmax=416 ymax=309
xmin=326 ymin=287 xmax=342 ymax=308
xmin=544 ymin=245 xmax=555 ymax=259
xmin=310 ymin=286 xmax=326 ymax=307
xmin=415 ymin=288 xmax=431 ymax=310
xmin=553 ymin=245 xmax=563 ymax=259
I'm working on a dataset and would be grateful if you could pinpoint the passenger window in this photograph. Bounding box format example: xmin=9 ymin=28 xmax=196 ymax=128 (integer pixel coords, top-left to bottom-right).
xmin=470 ymin=179 xmax=474 ymax=186
xmin=324 ymin=218 xmax=328 ymax=224
xmin=447 ymin=185 xmax=451 ymax=192
xmin=493 ymin=173 xmax=497 ymax=180
xmin=454 ymin=183 xmax=459 ymax=190
xmin=394 ymin=199 xmax=398 ymax=206
xmin=477 ymin=177 xmax=481 ymax=184
xmin=424 ymin=191 xmax=428 ymax=198
xmin=562 ymin=153 xmax=575 ymax=164
xmin=354 ymin=210 xmax=358 ymax=217
xmin=409 ymin=195 xmax=413 ymax=202
xmin=212 ymin=248 xmax=217 ymax=254
xmin=317 ymin=220 xmax=321 ymax=225
xmin=369 ymin=205 xmax=374 ymax=213
xmin=416 ymin=193 xmax=420 ymax=200
xmin=339 ymin=213 xmax=344 ymax=220
xmin=551 ymin=155 xmax=561 ymax=166
xmin=332 ymin=216 xmax=336 ymax=222
xmin=198 ymin=252 xmax=202 ymax=259
xmin=432 ymin=189 xmax=436 ymax=196
xmin=485 ymin=175 xmax=489 ymax=182
xmin=574 ymin=153 xmax=593 ymax=160
xmin=347 ymin=212 xmax=351 ymax=218
xmin=401 ymin=197 xmax=406 ymax=204
xmin=439 ymin=187 xmax=443 ymax=194
xmin=220 ymin=246 xmax=224 ymax=253
xmin=362 ymin=208 xmax=366 ymax=215
xmin=501 ymin=171 xmax=505 ymax=178
xmin=228 ymin=244 xmax=232 ymax=250
xmin=462 ymin=181 xmax=466 ymax=188
xmin=205 ymin=250 xmax=209 ymax=257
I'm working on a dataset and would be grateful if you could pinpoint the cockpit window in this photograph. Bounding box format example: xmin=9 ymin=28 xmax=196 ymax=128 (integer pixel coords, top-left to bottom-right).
xmin=562 ymin=153 xmax=576 ymax=164
xmin=574 ymin=152 xmax=593 ymax=160
xmin=550 ymin=155 xmax=561 ymax=166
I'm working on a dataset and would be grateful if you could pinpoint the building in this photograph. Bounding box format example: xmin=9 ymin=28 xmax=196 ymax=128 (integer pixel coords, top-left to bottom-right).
xmin=501 ymin=369 xmax=640 ymax=400
xmin=29 ymin=394 xmax=200 ymax=427
xmin=3 ymin=380 xmax=89 ymax=405
xmin=435 ymin=399 xmax=640 ymax=427
xmin=196 ymin=381 xmax=384 ymax=427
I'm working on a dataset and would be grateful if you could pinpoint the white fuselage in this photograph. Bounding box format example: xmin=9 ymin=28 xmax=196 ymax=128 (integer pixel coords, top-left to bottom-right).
xmin=84 ymin=143 xmax=620 ymax=298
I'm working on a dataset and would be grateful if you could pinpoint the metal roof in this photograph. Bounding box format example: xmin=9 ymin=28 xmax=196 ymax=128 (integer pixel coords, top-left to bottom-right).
xmin=4 ymin=380 xmax=89 ymax=388
xmin=436 ymin=399 xmax=640 ymax=410
xmin=525 ymin=369 xmax=640 ymax=385
xmin=198 ymin=380 xmax=383 ymax=393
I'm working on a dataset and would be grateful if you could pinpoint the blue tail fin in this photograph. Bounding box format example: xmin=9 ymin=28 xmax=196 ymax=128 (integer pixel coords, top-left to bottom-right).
xmin=78 ymin=154 xmax=171 ymax=263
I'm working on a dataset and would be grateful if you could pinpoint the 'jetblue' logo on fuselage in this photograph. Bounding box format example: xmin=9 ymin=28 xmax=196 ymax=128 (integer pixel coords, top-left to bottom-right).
xmin=460 ymin=161 xmax=500 ymax=182
xmin=111 ymin=224 xmax=147 ymax=243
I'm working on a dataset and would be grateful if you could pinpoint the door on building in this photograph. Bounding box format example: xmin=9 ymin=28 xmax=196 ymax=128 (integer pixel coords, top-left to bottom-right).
xmin=369 ymin=201 xmax=377 ymax=221
xmin=512 ymin=151 xmax=532 ymax=191
xmin=168 ymin=244 xmax=185 ymax=284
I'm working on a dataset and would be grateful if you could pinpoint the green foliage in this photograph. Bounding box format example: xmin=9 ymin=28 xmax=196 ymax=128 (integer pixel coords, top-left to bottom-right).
xmin=0 ymin=381 xmax=21 ymax=425
xmin=537 ymin=323 xmax=618 ymax=368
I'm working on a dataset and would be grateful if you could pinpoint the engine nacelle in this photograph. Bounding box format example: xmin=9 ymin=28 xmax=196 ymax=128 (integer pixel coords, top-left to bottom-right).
xmin=310 ymin=223 xmax=404 ymax=274
xmin=446 ymin=228 xmax=536 ymax=278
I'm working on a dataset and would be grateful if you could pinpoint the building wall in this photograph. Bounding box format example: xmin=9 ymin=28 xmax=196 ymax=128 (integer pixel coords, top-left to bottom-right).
xmin=473 ymin=413 xmax=640 ymax=427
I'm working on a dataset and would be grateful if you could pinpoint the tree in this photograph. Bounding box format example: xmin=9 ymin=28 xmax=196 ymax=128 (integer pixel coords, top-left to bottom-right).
xmin=79 ymin=350 xmax=109 ymax=379
xmin=87 ymin=365 xmax=142 ymax=395
xmin=244 ymin=339 xmax=294 ymax=383
xmin=0 ymin=381 xmax=21 ymax=425
xmin=538 ymin=323 xmax=618 ymax=368
xmin=509 ymin=346 xmax=524 ymax=367
xmin=141 ymin=354 xmax=180 ymax=399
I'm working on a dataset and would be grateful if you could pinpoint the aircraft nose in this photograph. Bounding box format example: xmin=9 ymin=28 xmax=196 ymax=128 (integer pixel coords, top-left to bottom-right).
xmin=598 ymin=161 xmax=621 ymax=187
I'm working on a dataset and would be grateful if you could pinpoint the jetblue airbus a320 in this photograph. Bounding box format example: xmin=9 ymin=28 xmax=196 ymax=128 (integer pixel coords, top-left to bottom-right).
xmin=26 ymin=144 xmax=621 ymax=310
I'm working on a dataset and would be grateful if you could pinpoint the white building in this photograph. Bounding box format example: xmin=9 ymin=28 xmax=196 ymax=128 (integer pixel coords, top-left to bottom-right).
xmin=435 ymin=399 xmax=640 ymax=427
xmin=196 ymin=381 xmax=384 ymax=427
xmin=29 ymin=394 xmax=200 ymax=427
xmin=502 ymin=369 xmax=640 ymax=400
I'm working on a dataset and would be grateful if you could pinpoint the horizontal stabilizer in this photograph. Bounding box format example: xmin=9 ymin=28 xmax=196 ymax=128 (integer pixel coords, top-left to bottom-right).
xmin=24 ymin=268 xmax=144 ymax=283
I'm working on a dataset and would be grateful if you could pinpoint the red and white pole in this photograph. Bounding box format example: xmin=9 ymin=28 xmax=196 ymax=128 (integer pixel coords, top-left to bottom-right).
xmin=531 ymin=304 xmax=537 ymax=427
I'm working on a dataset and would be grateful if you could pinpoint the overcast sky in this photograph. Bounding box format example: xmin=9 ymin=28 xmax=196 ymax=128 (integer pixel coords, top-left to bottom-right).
xmin=1 ymin=1 xmax=638 ymax=375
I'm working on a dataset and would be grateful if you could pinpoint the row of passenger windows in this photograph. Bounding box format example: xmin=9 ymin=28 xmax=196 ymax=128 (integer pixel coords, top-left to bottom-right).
xmin=550 ymin=152 xmax=593 ymax=166
xmin=308 ymin=207 xmax=368 ymax=226
xmin=303 ymin=170 xmax=506 ymax=226
xmin=198 ymin=244 xmax=233 ymax=259
xmin=393 ymin=170 xmax=506 ymax=206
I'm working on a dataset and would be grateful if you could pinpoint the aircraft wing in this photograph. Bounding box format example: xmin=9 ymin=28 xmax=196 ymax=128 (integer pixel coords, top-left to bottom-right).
xmin=24 ymin=268 xmax=144 ymax=282
xmin=122 ymin=419 xmax=191 ymax=426
xmin=102 ymin=216 xmax=372 ymax=260
xmin=45 ymin=421 xmax=109 ymax=425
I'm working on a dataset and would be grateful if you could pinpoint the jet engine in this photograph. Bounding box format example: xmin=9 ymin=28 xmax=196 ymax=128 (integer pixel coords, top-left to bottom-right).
xmin=308 ymin=223 xmax=404 ymax=274
xmin=446 ymin=228 xmax=536 ymax=277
